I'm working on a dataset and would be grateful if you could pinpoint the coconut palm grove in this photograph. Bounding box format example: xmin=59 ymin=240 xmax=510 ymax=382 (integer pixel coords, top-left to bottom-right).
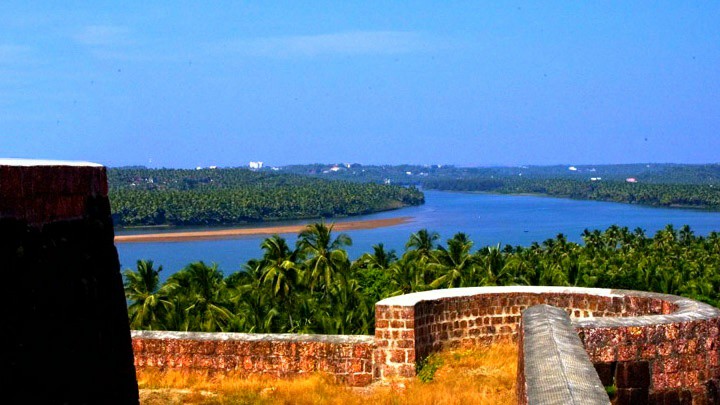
xmin=124 ymin=222 xmax=720 ymax=334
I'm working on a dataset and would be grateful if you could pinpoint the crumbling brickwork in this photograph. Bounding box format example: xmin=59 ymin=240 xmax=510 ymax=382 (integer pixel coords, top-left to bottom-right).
xmin=576 ymin=291 xmax=720 ymax=404
xmin=374 ymin=286 xmax=720 ymax=404
xmin=132 ymin=331 xmax=375 ymax=386
xmin=374 ymin=287 xmax=669 ymax=379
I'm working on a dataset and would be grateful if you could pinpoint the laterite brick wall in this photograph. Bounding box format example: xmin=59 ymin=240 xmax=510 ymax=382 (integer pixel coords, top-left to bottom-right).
xmin=374 ymin=286 xmax=672 ymax=379
xmin=374 ymin=286 xmax=720 ymax=404
xmin=132 ymin=331 xmax=375 ymax=386
xmin=0 ymin=159 xmax=138 ymax=403
xmin=576 ymin=292 xmax=720 ymax=403
xmin=9 ymin=160 xmax=718 ymax=402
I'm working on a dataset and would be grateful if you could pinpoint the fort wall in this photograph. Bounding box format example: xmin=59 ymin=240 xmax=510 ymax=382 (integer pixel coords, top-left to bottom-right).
xmin=0 ymin=159 xmax=138 ymax=403
xmin=375 ymin=286 xmax=720 ymax=404
xmin=517 ymin=305 xmax=609 ymax=405
xmin=132 ymin=331 xmax=375 ymax=386
xmin=8 ymin=161 xmax=717 ymax=403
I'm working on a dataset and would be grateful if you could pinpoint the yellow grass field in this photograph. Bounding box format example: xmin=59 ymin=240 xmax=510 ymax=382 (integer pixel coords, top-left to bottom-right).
xmin=137 ymin=343 xmax=517 ymax=405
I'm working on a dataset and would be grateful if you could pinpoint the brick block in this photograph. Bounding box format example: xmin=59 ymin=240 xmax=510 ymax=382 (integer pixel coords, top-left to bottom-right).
xmin=593 ymin=362 xmax=615 ymax=386
xmin=616 ymin=361 xmax=650 ymax=389
xmin=617 ymin=345 xmax=639 ymax=362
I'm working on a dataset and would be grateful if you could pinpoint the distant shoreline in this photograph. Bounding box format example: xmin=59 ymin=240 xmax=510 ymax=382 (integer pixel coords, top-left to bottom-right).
xmin=114 ymin=216 xmax=413 ymax=243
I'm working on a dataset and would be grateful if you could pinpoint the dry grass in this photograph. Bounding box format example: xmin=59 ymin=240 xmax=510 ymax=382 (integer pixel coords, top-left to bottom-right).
xmin=137 ymin=342 xmax=517 ymax=405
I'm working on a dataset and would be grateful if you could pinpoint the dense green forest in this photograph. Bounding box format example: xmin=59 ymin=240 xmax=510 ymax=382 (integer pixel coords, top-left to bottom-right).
xmin=280 ymin=163 xmax=720 ymax=210
xmin=108 ymin=168 xmax=423 ymax=227
xmin=281 ymin=163 xmax=720 ymax=185
xmin=108 ymin=164 xmax=720 ymax=227
xmin=124 ymin=223 xmax=720 ymax=335
xmin=422 ymin=178 xmax=720 ymax=209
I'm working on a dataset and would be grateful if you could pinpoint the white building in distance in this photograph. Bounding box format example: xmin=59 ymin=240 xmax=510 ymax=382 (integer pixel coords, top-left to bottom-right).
xmin=249 ymin=161 xmax=263 ymax=169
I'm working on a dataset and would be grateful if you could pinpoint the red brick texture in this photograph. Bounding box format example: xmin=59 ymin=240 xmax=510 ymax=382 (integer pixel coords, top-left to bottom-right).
xmin=373 ymin=287 xmax=720 ymax=403
xmin=374 ymin=288 xmax=669 ymax=380
xmin=129 ymin=288 xmax=720 ymax=401
xmin=0 ymin=163 xmax=108 ymax=225
xmin=578 ymin=315 xmax=720 ymax=403
xmin=132 ymin=332 xmax=375 ymax=387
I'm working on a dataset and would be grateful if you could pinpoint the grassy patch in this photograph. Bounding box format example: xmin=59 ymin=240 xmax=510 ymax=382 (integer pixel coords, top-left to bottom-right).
xmin=417 ymin=353 xmax=444 ymax=383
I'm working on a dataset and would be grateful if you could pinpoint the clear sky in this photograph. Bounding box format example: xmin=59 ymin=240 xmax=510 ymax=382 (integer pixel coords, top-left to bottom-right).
xmin=1 ymin=1 xmax=719 ymax=168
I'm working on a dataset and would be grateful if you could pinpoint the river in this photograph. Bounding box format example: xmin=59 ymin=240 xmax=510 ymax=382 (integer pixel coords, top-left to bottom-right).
xmin=115 ymin=190 xmax=720 ymax=282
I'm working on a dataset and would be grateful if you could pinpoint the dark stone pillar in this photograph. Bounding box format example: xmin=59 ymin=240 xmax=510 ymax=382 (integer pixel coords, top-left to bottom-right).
xmin=0 ymin=160 xmax=138 ymax=404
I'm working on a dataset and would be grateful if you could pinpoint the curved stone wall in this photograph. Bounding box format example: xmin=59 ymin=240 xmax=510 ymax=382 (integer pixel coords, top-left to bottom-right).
xmin=374 ymin=286 xmax=720 ymax=403
xmin=20 ymin=161 xmax=717 ymax=401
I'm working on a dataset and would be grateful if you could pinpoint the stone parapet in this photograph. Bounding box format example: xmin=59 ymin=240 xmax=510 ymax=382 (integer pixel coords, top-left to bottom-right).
xmin=373 ymin=286 xmax=720 ymax=403
xmin=576 ymin=291 xmax=720 ymax=403
xmin=374 ymin=286 xmax=669 ymax=379
xmin=132 ymin=331 xmax=375 ymax=386
xmin=1 ymin=159 xmax=137 ymax=403
xmin=0 ymin=158 xmax=108 ymax=225
xmin=517 ymin=305 xmax=609 ymax=405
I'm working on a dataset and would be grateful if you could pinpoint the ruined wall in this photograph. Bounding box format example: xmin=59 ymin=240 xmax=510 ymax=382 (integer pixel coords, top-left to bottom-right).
xmin=132 ymin=331 xmax=375 ymax=386
xmin=374 ymin=286 xmax=671 ymax=379
xmin=0 ymin=159 xmax=138 ymax=403
xmin=374 ymin=286 xmax=720 ymax=404
xmin=576 ymin=292 xmax=720 ymax=403
xmin=128 ymin=286 xmax=719 ymax=401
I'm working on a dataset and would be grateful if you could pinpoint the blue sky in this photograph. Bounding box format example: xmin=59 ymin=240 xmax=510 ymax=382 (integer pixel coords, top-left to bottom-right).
xmin=1 ymin=1 xmax=719 ymax=168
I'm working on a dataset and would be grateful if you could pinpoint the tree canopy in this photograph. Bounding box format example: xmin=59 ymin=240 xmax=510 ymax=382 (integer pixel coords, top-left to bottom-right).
xmin=108 ymin=167 xmax=423 ymax=227
xmin=124 ymin=223 xmax=720 ymax=335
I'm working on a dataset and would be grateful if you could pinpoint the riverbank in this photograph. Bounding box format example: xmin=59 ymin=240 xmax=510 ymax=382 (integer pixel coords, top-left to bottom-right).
xmin=114 ymin=216 xmax=413 ymax=243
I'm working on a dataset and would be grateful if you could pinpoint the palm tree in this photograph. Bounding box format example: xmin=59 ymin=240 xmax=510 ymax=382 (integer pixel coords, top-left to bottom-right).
xmin=389 ymin=256 xmax=429 ymax=295
xmin=229 ymin=283 xmax=280 ymax=333
xmin=297 ymin=222 xmax=352 ymax=292
xmin=405 ymin=229 xmax=439 ymax=261
xmin=357 ymin=243 xmax=397 ymax=270
xmin=477 ymin=244 xmax=514 ymax=286
xmin=258 ymin=235 xmax=299 ymax=299
xmin=430 ymin=233 xmax=477 ymax=288
xmin=323 ymin=276 xmax=372 ymax=335
xmin=165 ymin=261 xmax=233 ymax=332
xmin=123 ymin=260 xmax=172 ymax=329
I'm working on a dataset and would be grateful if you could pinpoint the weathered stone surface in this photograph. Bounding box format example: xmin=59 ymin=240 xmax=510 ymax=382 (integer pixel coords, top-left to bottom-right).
xmin=132 ymin=331 xmax=375 ymax=387
xmin=372 ymin=286 xmax=720 ymax=403
xmin=1 ymin=160 xmax=138 ymax=404
xmin=518 ymin=305 xmax=609 ymax=405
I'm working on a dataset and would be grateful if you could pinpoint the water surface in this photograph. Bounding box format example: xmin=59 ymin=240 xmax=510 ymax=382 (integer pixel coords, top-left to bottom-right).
xmin=116 ymin=191 xmax=720 ymax=281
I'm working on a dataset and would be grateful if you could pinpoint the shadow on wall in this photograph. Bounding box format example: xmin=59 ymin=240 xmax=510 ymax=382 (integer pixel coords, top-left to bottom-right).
xmin=0 ymin=160 xmax=138 ymax=404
